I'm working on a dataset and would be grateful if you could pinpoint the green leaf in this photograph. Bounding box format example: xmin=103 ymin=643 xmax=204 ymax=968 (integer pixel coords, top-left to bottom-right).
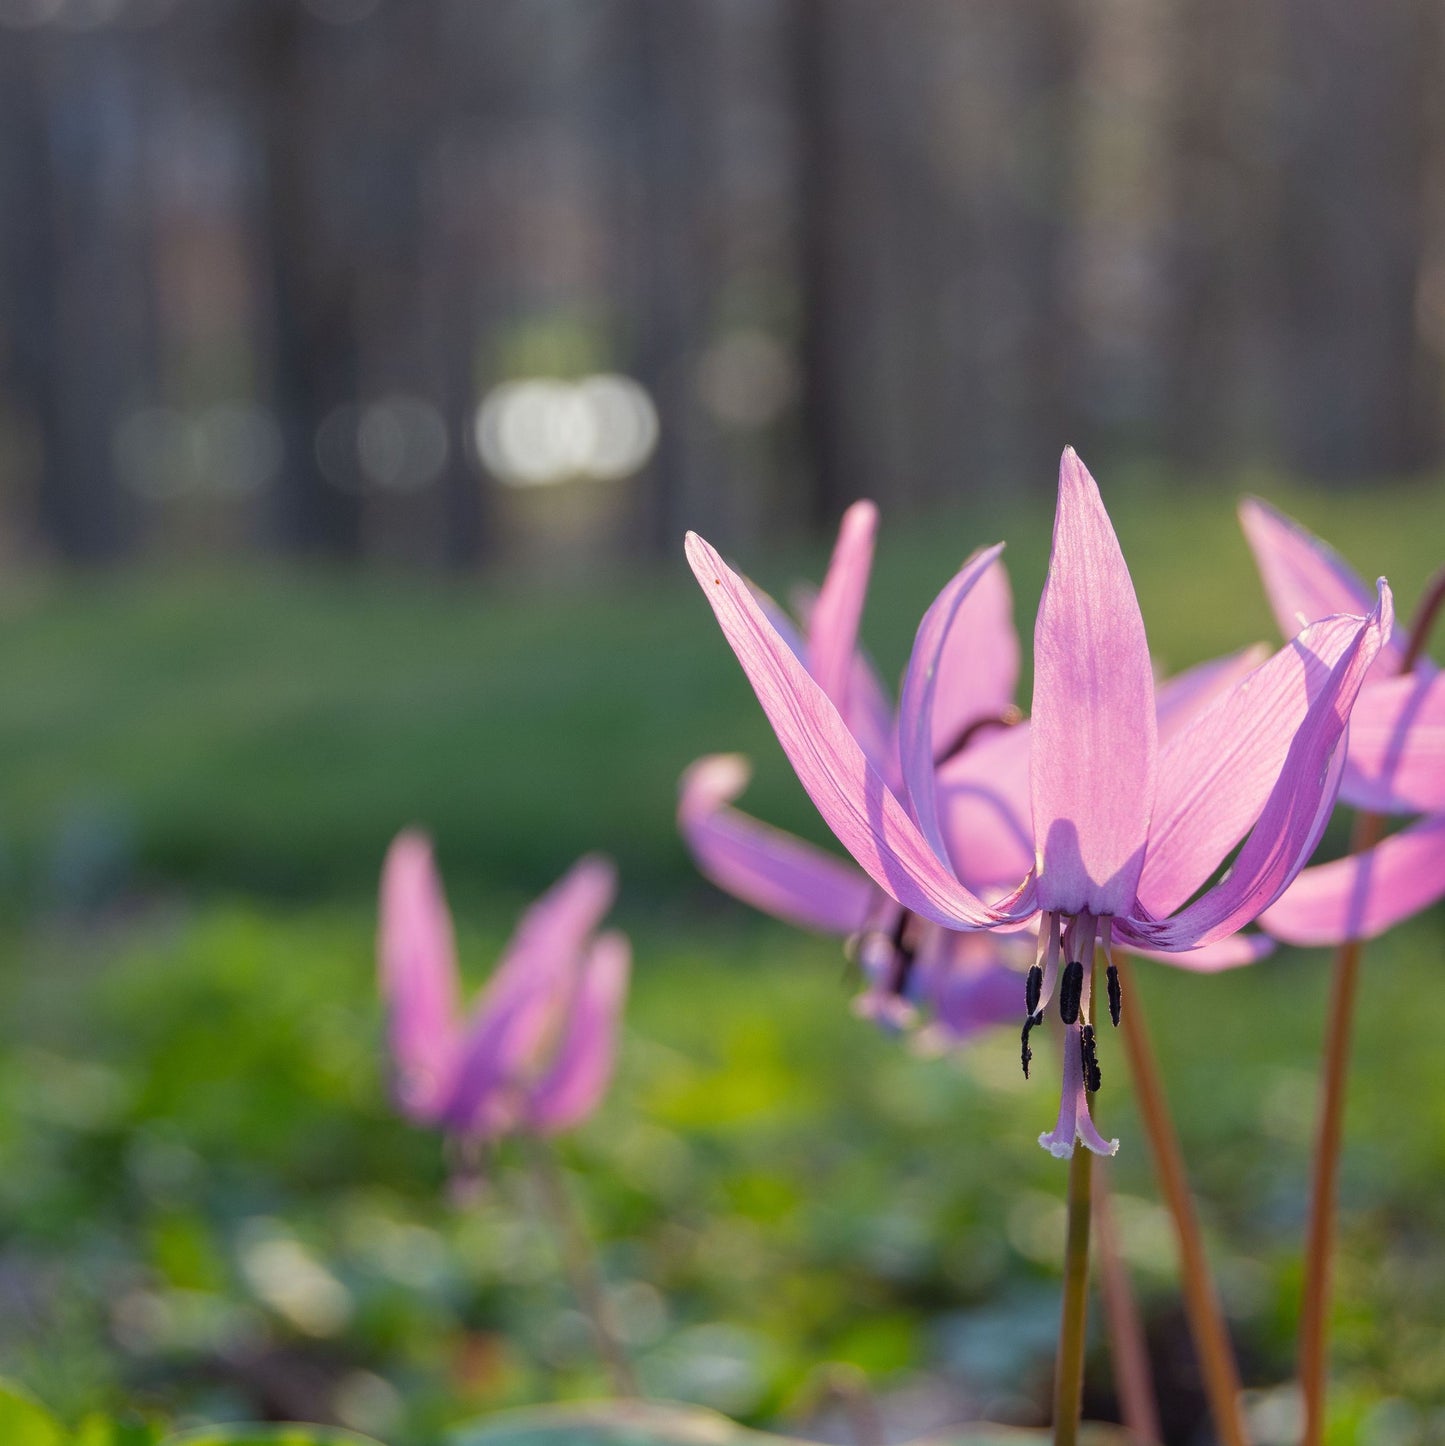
xmin=73 ymin=1417 xmax=165 ymax=1446
xmin=160 ymin=1428 xmax=385 ymax=1446
xmin=0 ymin=1381 xmax=64 ymax=1446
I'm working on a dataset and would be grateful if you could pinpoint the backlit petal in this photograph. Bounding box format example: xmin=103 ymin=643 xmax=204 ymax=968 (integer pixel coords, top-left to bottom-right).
xmin=687 ymin=531 xmax=1029 ymax=929
xmin=1155 ymin=646 xmax=1271 ymax=747
xmin=1239 ymin=497 xmax=1413 ymax=675
xmin=1137 ymin=614 xmax=1379 ymax=917
xmin=378 ymin=831 xmax=461 ymax=1121
xmin=678 ymin=754 xmax=874 ymax=934
xmin=1337 ymin=671 xmax=1445 ymax=813
xmin=809 ymin=501 xmax=879 ymax=712
xmin=1260 ymin=815 xmax=1445 ymax=945
xmin=897 ymin=543 xmax=1008 ymax=866
xmin=935 ymin=719 xmax=1036 ymax=890
xmin=928 ymin=556 xmax=1020 ymax=760
xmin=1130 ymin=582 xmax=1393 ymax=949
xmin=1031 ymin=450 xmax=1156 ymax=916
xmin=526 ymin=931 xmax=631 ymax=1134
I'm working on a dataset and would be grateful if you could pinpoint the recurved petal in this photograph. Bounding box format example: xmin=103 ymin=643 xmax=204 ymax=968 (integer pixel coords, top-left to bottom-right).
xmin=1337 ymin=671 xmax=1445 ymax=813
xmin=934 ymin=718 xmax=1036 ymax=891
xmin=687 ymin=531 xmax=1028 ymax=929
xmin=1131 ymin=581 xmax=1393 ymax=950
xmin=1031 ymin=450 xmax=1157 ymax=916
xmin=526 ymin=930 xmax=631 ymax=1134
xmin=809 ymin=501 xmax=880 ymax=712
xmin=897 ymin=543 xmax=1008 ymax=867
xmin=1155 ymin=646 xmax=1271 ymax=747
xmin=678 ymin=754 xmax=875 ymax=934
xmin=1122 ymin=932 xmax=1274 ymax=973
xmin=928 ymin=555 xmax=1021 ymax=761
xmin=1259 ymin=815 xmax=1445 ymax=946
xmin=1239 ymin=498 xmax=1413 ymax=675
xmin=1136 ymin=613 xmax=1383 ymax=919
xmin=379 ymin=830 xmax=462 ymax=1121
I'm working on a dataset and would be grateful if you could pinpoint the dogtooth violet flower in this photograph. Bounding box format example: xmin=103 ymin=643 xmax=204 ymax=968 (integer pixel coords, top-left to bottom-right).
xmin=679 ymin=501 xmax=1272 ymax=1051
xmin=1239 ymin=500 xmax=1445 ymax=945
xmin=379 ymin=832 xmax=630 ymax=1142
xmin=686 ymin=449 xmax=1393 ymax=1156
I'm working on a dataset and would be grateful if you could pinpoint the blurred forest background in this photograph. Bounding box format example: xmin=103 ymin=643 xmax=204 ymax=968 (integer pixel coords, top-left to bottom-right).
xmin=1 ymin=0 xmax=1443 ymax=574
xmin=2 ymin=3 xmax=1445 ymax=1443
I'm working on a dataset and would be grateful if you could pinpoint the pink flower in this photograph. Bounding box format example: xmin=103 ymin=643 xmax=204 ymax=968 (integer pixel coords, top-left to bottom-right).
xmin=678 ymin=501 xmax=1030 ymax=1043
xmin=1240 ymin=500 xmax=1445 ymax=945
xmin=378 ymin=833 xmax=630 ymax=1142
xmin=686 ymin=451 xmax=1392 ymax=1155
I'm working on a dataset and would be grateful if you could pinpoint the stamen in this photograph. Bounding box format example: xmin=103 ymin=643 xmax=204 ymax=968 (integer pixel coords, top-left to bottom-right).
xmin=1025 ymin=963 xmax=1044 ymax=1016
xmin=1020 ymin=1010 xmax=1043 ymax=1078
xmin=1080 ymin=1023 xmax=1102 ymax=1093
xmin=1106 ymin=963 xmax=1122 ymax=1028
xmin=1059 ymin=960 xmax=1084 ymax=1025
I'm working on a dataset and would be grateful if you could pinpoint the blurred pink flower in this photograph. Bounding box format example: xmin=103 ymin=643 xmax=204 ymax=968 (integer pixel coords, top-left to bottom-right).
xmin=1240 ymin=500 xmax=1445 ymax=944
xmin=378 ymin=834 xmax=629 ymax=1141
xmin=686 ymin=450 xmax=1392 ymax=1155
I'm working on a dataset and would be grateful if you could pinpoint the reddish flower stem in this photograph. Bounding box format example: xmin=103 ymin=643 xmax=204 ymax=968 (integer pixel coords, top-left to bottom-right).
xmin=1299 ymin=562 xmax=1445 ymax=1446
xmin=1114 ymin=954 xmax=1248 ymax=1446
xmin=1093 ymin=1164 xmax=1162 ymax=1444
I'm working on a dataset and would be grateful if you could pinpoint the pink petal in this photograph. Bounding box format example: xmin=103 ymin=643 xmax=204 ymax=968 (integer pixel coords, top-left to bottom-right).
xmin=928 ymin=556 xmax=1021 ymax=761
xmin=808 ymin=501 xmax=879 ymax=713
xmin=1123 ymin=933 xmax=1274 ymax=974
xmin=1337 ymin=671 xmax=1445 ymax=813
xmin=1136 ymin=613 xmax=1383 ymax=918
xmin=678 ymin=754 xmax=875 ymax=934
xmin=923 ymin=931 xmax=1032 ymax=1042
xmin=1039 ymin=1023 xmax=1119 ymax=1159
xmin=1239 ymin=498 xmax=1414 ymax=676
xmin=1031 ymin=450 xmax=1157 ymax=916
xmin=526 ymin=930 xmax=631 ymax=1134
xmin=1259 ymin=815 xmax=1445 ymax=945
xmin=1155 ymin=646 xmax=1271 ymax=747
xmin=897 ymin=543 xmax=1009 ymax=867
xmin=934 ymin=719 xmax=1036 ymax=891
xmin=686 ymin=531 xmax=1029 ymax=929
xmin=443 ymin=856 xmax=617 ymax=1138
xmin=378 ymin=831 xmax=462 ymax=1122
xmin=1125 ymin=582 xmax=1394 ymax=950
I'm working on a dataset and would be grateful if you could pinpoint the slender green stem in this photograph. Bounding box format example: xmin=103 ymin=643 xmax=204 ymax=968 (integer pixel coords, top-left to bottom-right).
xmin=526 ymin=1135 xmax=640 ymax=1398
xmin=1114 ymin=955 xmax=1248 ymax=1446
xmin=1053 ymin=1140 xmax=1094 ymax=1446
xmin=1298 ymin=563 xmax=1445 ymax=1446
xmin=1093 ymin=1164 xmax=1162 ymax=1444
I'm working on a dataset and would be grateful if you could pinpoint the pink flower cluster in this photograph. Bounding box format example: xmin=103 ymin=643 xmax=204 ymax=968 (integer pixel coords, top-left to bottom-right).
xmin=680 ymin=451 xmax=1426 ymax=1158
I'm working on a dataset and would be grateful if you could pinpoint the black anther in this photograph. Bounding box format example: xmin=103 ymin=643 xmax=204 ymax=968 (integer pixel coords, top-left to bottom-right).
xmin=1025 ymin=963 xmax=1043 ymax=1016
xmin=1080 ymin=1023 xmax=1102 ymax=1093
xmin=1106 ymin=963 xmax=1122 ymax=1028
xmin=1020 ymin=1010 xmax=1043 ymax=1079
xmin=1059 ymin=960 xmax=1084 ymax=1025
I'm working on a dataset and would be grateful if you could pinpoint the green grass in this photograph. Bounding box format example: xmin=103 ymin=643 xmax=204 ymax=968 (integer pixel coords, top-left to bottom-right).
xmin=0 ymin=470 xmax=1440 ymax=909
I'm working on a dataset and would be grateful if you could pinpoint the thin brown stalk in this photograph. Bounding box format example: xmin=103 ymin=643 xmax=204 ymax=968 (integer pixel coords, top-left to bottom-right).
xmin=1298 ymin=563 xmax=1445 ymax=1446
xmin=1093 ymin=1164 xmax=1162 ymax=1444
xmin=526 ymin=1136 xmax=640 ymax=1398
xmin=1114 ymin=954 xmax=1248 ymax=1446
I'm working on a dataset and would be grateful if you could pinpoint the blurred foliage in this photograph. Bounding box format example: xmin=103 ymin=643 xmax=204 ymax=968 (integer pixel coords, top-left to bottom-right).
xmin=0 ymin=477 xmax=1442 ymax=1442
